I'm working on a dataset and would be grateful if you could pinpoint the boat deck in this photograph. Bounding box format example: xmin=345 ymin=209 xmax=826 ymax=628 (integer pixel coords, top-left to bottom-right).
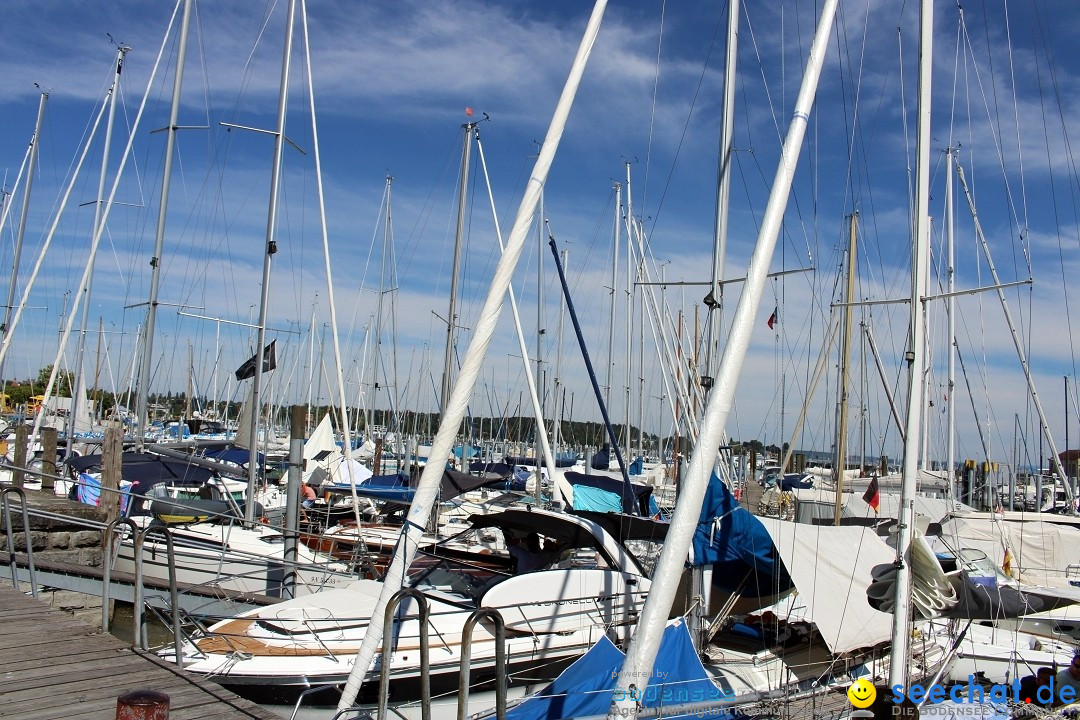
xmin=0 ymin=584 xmax=283 ymax=720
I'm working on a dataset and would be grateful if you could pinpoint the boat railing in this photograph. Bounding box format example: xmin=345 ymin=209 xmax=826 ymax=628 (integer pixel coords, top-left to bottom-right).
xmin=1 ymin=485 xmax=38 ymax=596
xmin=458 ymin=608 xmax=507 ymax=720
xmin=327 ymin=599 xmax=508 ymax=720
xmin=380 ymin=589 xmax=431 ymax=720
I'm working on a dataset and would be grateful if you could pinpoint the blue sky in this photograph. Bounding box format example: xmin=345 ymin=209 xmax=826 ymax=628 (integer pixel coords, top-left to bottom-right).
xmin=1 ymin=0 xmax=1078 ymax=470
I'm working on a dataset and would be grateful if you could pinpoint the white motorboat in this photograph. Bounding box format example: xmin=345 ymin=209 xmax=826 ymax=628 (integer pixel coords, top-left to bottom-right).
xmin=169 ymin=506 xmax=655 ymax=705
xmin=112 ymin=497 xmax=355 ymax=599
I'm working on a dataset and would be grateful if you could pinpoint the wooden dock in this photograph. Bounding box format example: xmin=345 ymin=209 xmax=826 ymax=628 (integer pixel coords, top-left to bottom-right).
xmin=0 ymin=585 xmax=284 ymax=720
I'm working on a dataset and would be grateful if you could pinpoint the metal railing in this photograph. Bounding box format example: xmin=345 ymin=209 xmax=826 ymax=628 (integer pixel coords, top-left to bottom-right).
xmin=1 ymin=486 xmax=38 ymax=596
xmin=459 ymin=609 xmax=507 ymax=720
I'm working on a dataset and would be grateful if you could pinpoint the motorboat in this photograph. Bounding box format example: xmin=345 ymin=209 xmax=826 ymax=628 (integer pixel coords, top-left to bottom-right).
xmin=168 ymin=506 xmax=656 ymax=704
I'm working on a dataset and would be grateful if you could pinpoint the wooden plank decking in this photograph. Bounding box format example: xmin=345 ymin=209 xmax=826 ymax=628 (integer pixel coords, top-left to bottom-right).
xmin=0 ymin=585 xmax=284 ymax=720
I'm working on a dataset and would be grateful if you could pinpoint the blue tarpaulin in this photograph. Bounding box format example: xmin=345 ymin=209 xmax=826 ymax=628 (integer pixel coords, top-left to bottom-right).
xmin=571 ymin=485 xmax=623 ymax=513
xmin=692 ymin=472 xmax=791 ymax=597
xmin=504 ymin=620 xmax=727 ymax=720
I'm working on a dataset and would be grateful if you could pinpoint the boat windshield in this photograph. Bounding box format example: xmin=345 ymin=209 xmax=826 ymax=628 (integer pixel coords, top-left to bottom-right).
xmin=405 ymin=548 xmax=513 ymax=603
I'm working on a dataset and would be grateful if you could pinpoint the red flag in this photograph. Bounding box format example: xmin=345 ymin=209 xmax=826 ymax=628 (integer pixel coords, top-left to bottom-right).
xmin=465 ymin=107 xmax=474 ymax=117
xmin=767 ymin=307 xmax=778 ymax=329
xmin=862 ymin=476 xmax=880 ymax=513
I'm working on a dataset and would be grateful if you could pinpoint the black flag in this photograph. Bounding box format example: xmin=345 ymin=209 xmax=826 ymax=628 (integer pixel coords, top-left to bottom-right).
xmin=235 ymin=340 xmax=277 ymax=380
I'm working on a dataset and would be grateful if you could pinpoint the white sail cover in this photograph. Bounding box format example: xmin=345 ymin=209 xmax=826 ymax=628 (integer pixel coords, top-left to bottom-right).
xmin=757 ymin=516 xmax=894 ymax=654
xmin=933 ymin=516 xmax=1080 ymax=588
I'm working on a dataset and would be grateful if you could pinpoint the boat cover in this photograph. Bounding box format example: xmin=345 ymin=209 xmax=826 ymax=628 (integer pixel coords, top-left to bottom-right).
xmin=757 ymin=516 xmax=894 ymax=654
xmin=202 ymin=447 xmax=265 ymax=467
xmin=68 ymin=452 xmax=214 ymax=489
xmin=933 ymin=516 xmax=1080 ymax=588
xmin=691 ymin=472 xmax=789 ymax=597
xmin=564 ymin=471 xmax=653 ymax=516
xmin=504 ymin=619 xmax=724 ymax=720
xmin=692 ymin=473 xmax=894 ymax=653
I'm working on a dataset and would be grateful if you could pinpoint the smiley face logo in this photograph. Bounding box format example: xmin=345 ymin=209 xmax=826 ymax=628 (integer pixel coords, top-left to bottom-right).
xmin=847 ymin=678 xmax=877 ymax=708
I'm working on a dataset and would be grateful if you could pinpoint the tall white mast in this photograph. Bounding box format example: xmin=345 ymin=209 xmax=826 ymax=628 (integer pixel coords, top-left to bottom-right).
xmin=246 ymin=0 xmax=298 ymax=522
xmin=704 ymin=0 xmax=739 ymax=383
xmin=605 ymin=182 xmax=620 ymax=412
xmin=137 ymin=0 xmax=193 ymax=447
xmin=371 ymin=176 xmax=393 ymax=439
xmin=72 ymin=43 xmax=130 ymax=448
xmin=624 ymin=163 xmax=634 ymax=457
xmin=0 ymin=91 xmax=48 ymax=385
xmin=945 ymin=148 xmax=956 ymax=502
xmin=889 ymin=0 xmax=934 ymax=689
xmin=833 ymin=212 xmax=857 ymax=524
xmin=610 ymin=0 xmax=838 ymax=712
xmin=336 ymin=2 xmax=607 ymax=708
xmin=440 ymin=123 xmax=473 ymax=415
xmin=535 ymin=189 xmax=544 ymax=480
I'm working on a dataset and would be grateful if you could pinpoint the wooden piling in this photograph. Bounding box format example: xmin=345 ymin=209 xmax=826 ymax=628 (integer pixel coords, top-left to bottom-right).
xmin=40 ymin=426 xmax=57 ymax=491
xmin=12 ymin=424 xmax=27 ymax=488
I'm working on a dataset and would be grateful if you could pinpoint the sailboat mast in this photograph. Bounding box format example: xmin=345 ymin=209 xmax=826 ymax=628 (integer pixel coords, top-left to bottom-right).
xmin=0 ymin=91 xmax=48 ymax=385
xmin=624 ymin=163 xmax=633 ymax=457
xmin=610 ymin=0 xmax=838 ymax=711
xmin=73 ymin=43 xmax=129 ymax=450
xmin=889 ymin=0 xmax=934 ymax=690
xmin=945 ymin=148 xmax=956 ymax=502
xmin=371 ymin=175 xmax=392 ymax=441
xmin=953 ymin=163 xmax=1075 ymax=509
xmin=336 ymin=3 xmax=607 ymax=708
xmin=704 ymin=0 xmax=739 ymax=382
xmin=535 ymin=192 xmax=544 ymax=480
xmin=440 ymin=122 xmax=473 ymax=413
xmin=833 ymin=212 xmax=857 ymax=524
xmin=553 ymin=248 xmax=567 ymax=456
xmin=246 ymin=0 xmax=298 ymax=522
xmin=137 ymin=0 xmax=193 ymax=448
xmin=605 ymin=182 xmax=620 ymax=412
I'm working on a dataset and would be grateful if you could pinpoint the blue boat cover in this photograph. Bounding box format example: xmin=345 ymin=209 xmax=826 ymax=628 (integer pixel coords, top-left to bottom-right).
xmin=571 ymin=485 xmax=623 ymax=513
xmin=505 ymin=620 xmax=727 ymax=720
xmin=202 ymin=447 xmax=265 ymax=467
xmin=692 ymin=472 xmax=791 ymax=598
xmin=326 ymin=472 xmax=415 ymax=502
xmin=628 ymin=457 xmax=644 ymax=476
xmin=564 ymin=471 xmax=652 ymax=516
xmin=778 ymin=473 xmax=813 ymax=491
xmin=590 ymin=444 xmax=610 ymax=470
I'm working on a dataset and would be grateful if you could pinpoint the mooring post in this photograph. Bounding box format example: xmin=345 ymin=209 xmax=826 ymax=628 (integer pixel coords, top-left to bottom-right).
xmin=40 ymin=427 xmax=57 ymax=492
xmin=12 ymin=425 xmax=27 ymax=489
xmin=116 ymin=689 xmax=169 ymax=719
xmin=102 ymin=424 xmax=124 ymax=525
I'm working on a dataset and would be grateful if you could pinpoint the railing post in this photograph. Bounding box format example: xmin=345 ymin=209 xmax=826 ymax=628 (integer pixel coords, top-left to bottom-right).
xmin=458 ymin=608 xmax=506 ymax=720
xmin=102 ymin=518 xmax=140 ymax=634
xmin=1 ymin=487 xmax=38 ymax=597
xmin=378 ymin=589 xmax=431 ymax=720
xmin=137 ymin=525 xmax=182 ymax=666
xmin=132 ymin=524 xmax=179 ymax=652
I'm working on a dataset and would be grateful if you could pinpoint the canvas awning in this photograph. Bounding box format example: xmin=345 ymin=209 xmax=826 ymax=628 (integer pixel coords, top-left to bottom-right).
xmin=757 ymin=516 xmax=895 ymax=654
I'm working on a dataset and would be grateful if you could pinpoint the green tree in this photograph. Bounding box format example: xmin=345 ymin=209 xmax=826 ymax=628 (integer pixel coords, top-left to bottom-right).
xmin=34 ymin=365 xmax=73 ymax=397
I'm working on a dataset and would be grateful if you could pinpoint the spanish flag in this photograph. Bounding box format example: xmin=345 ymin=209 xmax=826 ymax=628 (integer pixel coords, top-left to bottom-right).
xmin=1003 ymin=548 xmax=1015 ymax=576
